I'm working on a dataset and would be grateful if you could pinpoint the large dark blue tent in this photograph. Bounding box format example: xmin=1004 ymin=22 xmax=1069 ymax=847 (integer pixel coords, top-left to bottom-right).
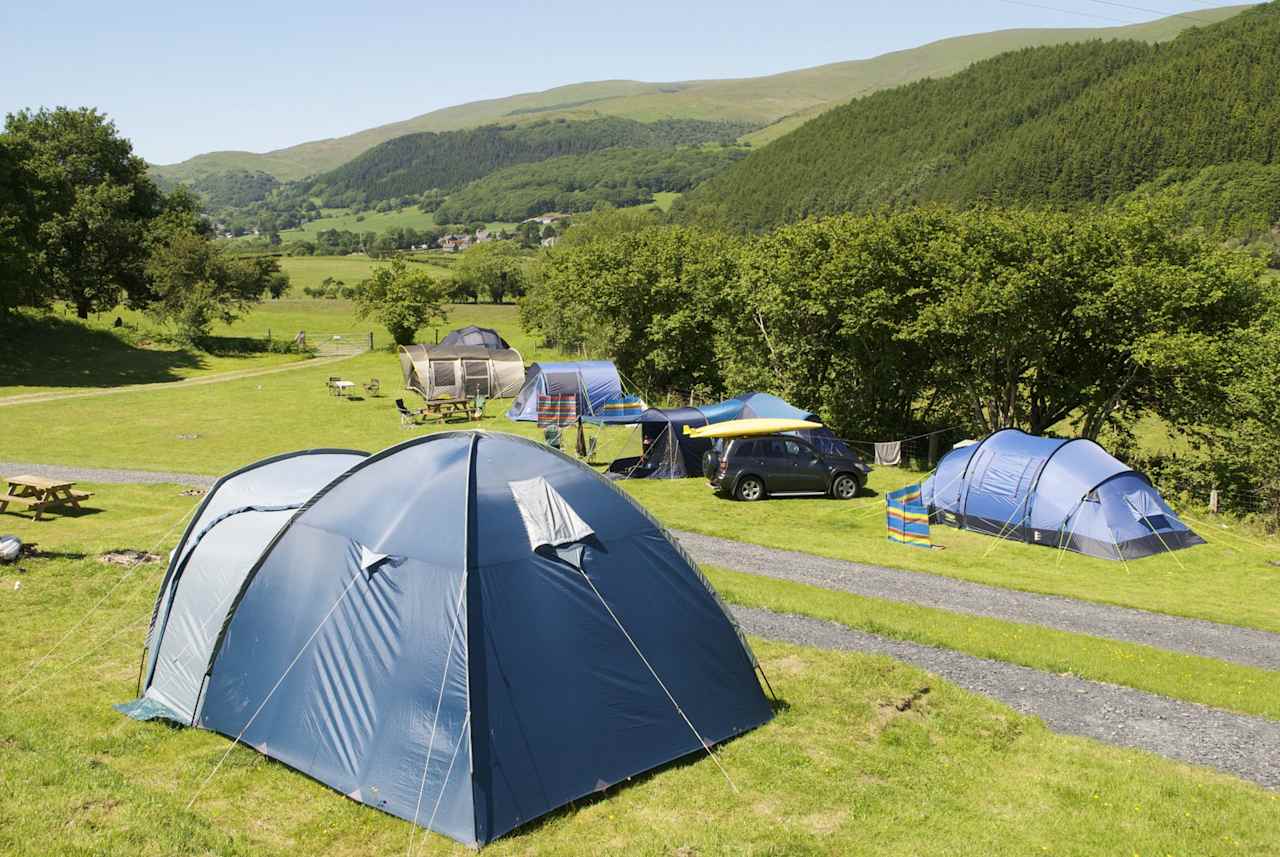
xmin=121 ymin=433 xmax=771 ymax=846
xmin=605 ymin=407 xmax=712 ymax=480
xmin=921 ymin=429 xmax=1203 ymax=560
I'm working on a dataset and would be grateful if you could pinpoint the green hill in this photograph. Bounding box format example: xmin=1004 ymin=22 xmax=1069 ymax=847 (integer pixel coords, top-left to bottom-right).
xmin=151 ymin=7 xmax=1248 ymax=183
xmin=431 ymin=145 xmax=746 ymax=223
xmin=302 ymin=116 xmax=753 ymax=206
xmin=681 ymin=3 xmax=1280 ymax=230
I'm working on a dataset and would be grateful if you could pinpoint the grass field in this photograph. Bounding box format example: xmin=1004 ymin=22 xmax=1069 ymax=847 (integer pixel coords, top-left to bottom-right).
xmin=1 ymin=488 xmax=1276 ymax=856
xmin=270 ymin=208 xmax=518 ymax=245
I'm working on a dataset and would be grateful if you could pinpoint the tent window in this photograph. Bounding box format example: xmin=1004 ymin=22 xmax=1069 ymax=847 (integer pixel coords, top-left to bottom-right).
xmin=432 ymin=361 xmax=456 ymax=388
xmin=462 ymin=360 xmax=491 ymax=396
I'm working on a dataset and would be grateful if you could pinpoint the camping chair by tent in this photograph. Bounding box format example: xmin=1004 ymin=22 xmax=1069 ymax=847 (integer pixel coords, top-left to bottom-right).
xmin=364 ymin=378 xmax=381 ymax=397
xmin=543 ymin=425 xmax=563 ymax=449
xmin=471 ymin=393 xmax=487 ymax=420
xmin=395 ymin=398 xmax=424 ymax=428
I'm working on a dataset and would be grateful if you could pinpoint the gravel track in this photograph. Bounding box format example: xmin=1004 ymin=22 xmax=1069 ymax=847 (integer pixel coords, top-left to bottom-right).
xmin=675 ymin=529 xmax=1280 ymax=672
xmin=0 ymin=462 xmax=216 ymax=489
xmin=735 ymin=605 xmax=1280 ymax=790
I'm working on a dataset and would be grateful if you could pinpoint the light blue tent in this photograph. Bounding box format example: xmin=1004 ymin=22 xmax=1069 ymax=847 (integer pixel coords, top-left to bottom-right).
xmin=506 ymin=361 xmax=627 ymax=421
xmin=696 ymin=392 xmax=858 ymax=459
xmin=921 ymin=429 xmax=1203 ymax=560
xmin=696 ymin=392 xmax=815 ymax=424
xmin=120 ymin=433 xmax=771 ymax=846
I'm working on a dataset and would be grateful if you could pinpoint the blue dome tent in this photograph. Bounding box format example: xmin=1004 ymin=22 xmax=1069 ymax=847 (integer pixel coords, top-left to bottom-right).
xmin=506 ymin=361 xmax=628 ymax=421
xmin=921 ymin=429 xmax=1203 ymax=560
xmin=120 ymin=433 xmax=771 ymax=847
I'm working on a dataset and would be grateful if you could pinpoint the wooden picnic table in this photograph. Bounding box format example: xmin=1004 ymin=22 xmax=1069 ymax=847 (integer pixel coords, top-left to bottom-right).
xmin=1 ymin=475 xmax=94 ymax=521
xmin=421 ymin=397 xmax=471 ymax=421
xmin=331 ymin=380 xmax=356 ymax=397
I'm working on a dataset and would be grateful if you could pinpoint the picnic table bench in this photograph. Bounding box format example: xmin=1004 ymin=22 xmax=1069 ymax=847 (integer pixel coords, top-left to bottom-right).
xmin=420 ymin=397 xmax=471 ymax=421
xmin=1 ymin=475 xmax=94 ymax=521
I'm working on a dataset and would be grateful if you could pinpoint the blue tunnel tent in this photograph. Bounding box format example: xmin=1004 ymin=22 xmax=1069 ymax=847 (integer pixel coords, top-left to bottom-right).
xmin=439 ymin=325 xmax=510 ymax=350
xmin=605 ymin=407 xmax=712 ymax=480
xmin=921 ymin=428 xmax=1204 ymax=561
xmin=506 ymin=360 xmax=627 ymax=421
xmin=120 ymin=433 xmax=771 ymax=847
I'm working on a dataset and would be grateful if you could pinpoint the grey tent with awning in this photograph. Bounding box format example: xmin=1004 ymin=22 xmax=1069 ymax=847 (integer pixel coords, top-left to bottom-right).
xmin=398 ymin=343 xmax=525 ymax=400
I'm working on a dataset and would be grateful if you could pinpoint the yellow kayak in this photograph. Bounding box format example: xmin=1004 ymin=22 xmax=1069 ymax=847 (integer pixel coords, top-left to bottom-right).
xmin=683 ymin=418 xmax=823 ymax=439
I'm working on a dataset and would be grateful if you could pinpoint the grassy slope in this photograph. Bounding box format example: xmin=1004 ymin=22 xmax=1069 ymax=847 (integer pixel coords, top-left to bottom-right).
xmin=1 ymin=485 xmax=1276 ymax=856
xmin=267 ymin=207 xmax=518 ymax=245
xmin=0 ymin=312 xmax=305 ymax=398
xmin=152 ymin=9 xmax=1247 ymax=182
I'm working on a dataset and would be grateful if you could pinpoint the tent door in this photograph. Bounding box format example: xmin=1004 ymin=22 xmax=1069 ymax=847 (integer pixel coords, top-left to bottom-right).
xmin=462 ymin=360 xmax=492 ymax=397
xmin=432 ymin=360 xmax=460 ymax=397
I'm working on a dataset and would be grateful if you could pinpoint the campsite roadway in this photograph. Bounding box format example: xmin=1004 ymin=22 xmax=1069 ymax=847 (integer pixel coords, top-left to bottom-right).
xmin=733 ymin=605 xmax=1280 ymax=791
xmin=673 ymin=529 xmax=1280 ymax=672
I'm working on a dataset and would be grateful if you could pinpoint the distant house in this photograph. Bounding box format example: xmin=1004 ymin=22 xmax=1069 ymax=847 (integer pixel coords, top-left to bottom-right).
xmin=540 ymin=236 xmax=559 ymax=247
xmin=474 ymin=228 xmax=493 ymax=243
xmin=438 ymin=233 xmax=473 ymax=252
xmin=521 ymin=212 xmax=569 ymax=226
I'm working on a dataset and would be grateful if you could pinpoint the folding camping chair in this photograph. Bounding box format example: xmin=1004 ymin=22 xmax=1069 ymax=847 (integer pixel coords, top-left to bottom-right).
xmin=395 ymin=398 xmax=424 ymax=428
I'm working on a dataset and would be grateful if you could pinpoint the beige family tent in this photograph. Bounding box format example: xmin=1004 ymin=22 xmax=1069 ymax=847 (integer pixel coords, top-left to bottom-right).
xmin=398 ymin=344 xmax=525 ymax=400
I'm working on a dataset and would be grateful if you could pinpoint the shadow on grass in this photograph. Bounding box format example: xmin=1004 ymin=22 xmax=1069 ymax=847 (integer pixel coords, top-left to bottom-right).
xmin=0 ymin=314 xmax=299 ymax=392
xmin=0 ymin=313 xmax=206 ymax=390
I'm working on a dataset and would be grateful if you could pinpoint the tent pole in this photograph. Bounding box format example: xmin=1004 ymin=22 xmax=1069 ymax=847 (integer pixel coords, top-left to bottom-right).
xmin=756 ymin=665 xmax=778 ymax=702
xmin=135 ymin=646 xmax=148 ymax=696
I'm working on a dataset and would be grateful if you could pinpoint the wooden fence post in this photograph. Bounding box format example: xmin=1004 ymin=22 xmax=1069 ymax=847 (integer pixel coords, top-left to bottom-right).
xmin=1209 ymin=488 xmax=1220 ymax=515
xmin=368 ymin=331 xmax=374 ymax=352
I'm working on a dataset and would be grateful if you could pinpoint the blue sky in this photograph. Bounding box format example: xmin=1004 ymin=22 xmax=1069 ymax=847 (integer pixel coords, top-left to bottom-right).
xmin=0 ymin=0 xmax=1245 ymax=164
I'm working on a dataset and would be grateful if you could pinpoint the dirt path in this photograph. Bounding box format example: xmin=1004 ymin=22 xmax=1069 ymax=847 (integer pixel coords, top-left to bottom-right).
xmin=0 ymin=353 xmax=354 ymax=408
xmin=735 ymin=605 xmax=1280 ymax=790
xmin=674 ymin=529 xmax=1280 ymax=672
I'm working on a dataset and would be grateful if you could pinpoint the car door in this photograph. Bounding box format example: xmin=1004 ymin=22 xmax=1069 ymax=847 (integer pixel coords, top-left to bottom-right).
xmin=754 ymin=438 xmax=799 ymax=492
xmin=785 ymin=439 xmax=829 ymax=493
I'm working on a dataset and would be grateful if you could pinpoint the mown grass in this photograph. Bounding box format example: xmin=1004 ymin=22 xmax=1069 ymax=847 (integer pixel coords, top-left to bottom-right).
xmin=1 ymin=483 xmax=1276 ymax=856
xmin=705 ymin=565 xmax=1280 ymax=720
xmin=624 ymin=479 xmax=1280 ymax=634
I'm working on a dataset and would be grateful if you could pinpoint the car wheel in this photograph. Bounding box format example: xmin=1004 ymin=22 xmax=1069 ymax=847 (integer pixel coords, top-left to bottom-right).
xmin=735 ymin=476 xmax=765 ymax=502
xmin=831 ymin=473 xmax=861 ymax=500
